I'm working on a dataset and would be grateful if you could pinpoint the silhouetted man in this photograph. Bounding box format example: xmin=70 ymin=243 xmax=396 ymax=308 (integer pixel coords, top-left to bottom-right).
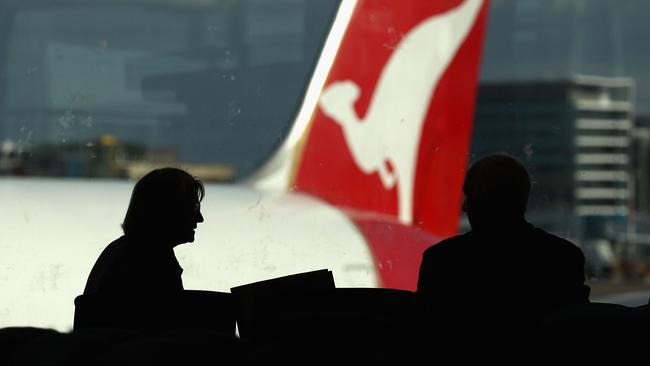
xmin=83 ymin=167 xmax=204 ymax=295
xmin=416 ymin=153 xmax=589 ymax=341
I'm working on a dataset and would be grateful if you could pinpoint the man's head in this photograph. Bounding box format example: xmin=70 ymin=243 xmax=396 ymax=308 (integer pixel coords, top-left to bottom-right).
xmin=462 ymin=153 xmax=530 ymax=231
xmin=122 ymin=167 xmax=205 ymax=246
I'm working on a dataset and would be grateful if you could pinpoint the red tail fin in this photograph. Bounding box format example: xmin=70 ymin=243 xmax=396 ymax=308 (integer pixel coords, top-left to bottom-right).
xmin=294 ymin=0 xmax=489 ymax=238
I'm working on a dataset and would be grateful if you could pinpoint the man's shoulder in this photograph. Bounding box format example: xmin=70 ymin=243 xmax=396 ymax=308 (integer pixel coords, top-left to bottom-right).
xmin=530 ymin=226 xmax=574 ymax=244
xmin=422 ymin=233 xmax=471 ymax=257
xmin=530 ymin=226 xmax=584 ymax=257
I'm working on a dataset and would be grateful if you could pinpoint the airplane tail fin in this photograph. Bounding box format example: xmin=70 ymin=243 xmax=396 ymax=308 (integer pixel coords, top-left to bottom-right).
xmin=293 ymin=0 xmax=489 ymax=239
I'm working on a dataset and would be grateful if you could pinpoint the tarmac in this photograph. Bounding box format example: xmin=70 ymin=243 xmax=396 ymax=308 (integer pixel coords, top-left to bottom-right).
xmin=589 ymin=277 xmax=650 ymax=306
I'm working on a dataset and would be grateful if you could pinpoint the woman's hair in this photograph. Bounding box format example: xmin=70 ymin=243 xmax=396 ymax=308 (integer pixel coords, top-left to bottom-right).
xmin=122 ymin=167 xmax=204 ymax=236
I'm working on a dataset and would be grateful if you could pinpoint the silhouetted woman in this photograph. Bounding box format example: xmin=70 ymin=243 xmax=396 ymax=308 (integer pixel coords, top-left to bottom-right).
xmin=83 ymin=167 xmax=204 ymax=295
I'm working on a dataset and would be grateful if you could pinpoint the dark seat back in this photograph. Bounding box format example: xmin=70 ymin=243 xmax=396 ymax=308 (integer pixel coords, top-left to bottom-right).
xmin=73 ymin=290 xmax=235 ymax=335
xmin=235 ymin=287 xmax=416 ymax=340
xmin=241 ymin=287 xmax=417 ymax=362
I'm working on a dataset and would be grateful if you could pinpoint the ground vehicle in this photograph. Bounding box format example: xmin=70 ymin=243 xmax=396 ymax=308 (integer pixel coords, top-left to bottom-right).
xmin=0 ymin=0 xmax=488 ymax=330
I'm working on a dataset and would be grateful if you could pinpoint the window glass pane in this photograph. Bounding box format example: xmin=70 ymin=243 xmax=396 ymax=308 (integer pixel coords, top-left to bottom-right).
xmin=0 ymin=0 xmax=339 ymax=180
xmin=473 ymin=0 xmax=650 ymax=298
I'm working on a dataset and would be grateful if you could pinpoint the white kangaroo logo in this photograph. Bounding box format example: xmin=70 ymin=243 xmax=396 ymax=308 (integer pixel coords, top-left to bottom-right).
xmin=319 ymin=0 xmax=483 ymax=224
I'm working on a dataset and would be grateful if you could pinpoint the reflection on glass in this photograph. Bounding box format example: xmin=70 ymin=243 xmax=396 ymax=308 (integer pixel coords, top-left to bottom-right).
xmin=0 ymin=0 xmax=339 ymax=181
